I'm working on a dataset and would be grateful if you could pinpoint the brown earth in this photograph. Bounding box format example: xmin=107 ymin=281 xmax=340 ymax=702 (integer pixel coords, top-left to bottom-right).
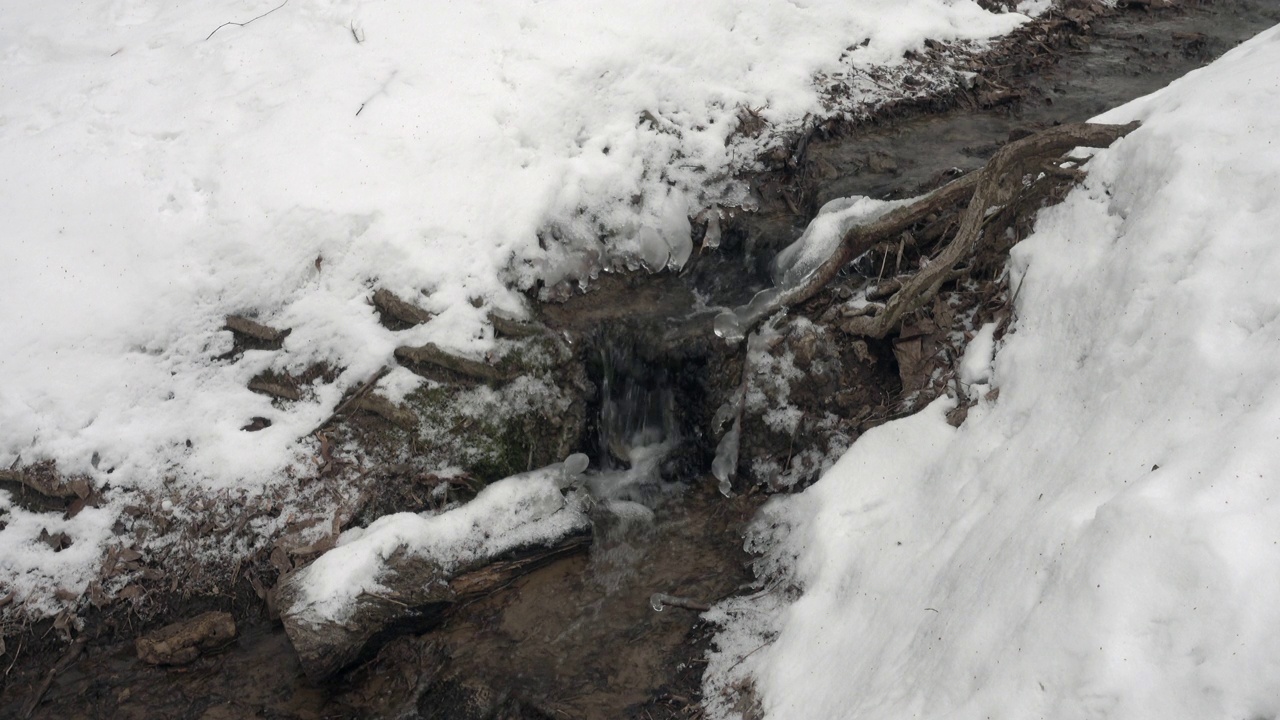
xmin=4 ymin=2 xmax=1278 ymax=718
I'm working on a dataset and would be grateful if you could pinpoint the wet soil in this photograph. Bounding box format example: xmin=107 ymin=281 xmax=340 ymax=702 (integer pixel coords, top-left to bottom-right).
xmin=6 ymin=3 xmax=1280 ymax=719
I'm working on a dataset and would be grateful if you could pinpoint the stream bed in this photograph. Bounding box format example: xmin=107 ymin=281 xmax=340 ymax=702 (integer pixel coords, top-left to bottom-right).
xmin=5 ymin=3 xmax=1280 ymax=719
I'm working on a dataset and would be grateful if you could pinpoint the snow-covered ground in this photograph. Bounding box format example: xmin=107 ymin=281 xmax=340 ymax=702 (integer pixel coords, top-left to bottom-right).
xmin=0 ymin=1 xmax=1031 ymax=616
xmin=704 ymin=24 xmax=1280 ymax=719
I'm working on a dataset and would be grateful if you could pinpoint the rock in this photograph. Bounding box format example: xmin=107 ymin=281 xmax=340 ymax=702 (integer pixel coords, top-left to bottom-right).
xmin=136 ymin=611 xmax=236 ymax=666
xmin=278 ymin=533 xmax=589 ymax=680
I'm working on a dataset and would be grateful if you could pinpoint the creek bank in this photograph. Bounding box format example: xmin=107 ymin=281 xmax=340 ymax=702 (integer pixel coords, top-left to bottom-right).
xmin=4 ymin=2 xmax=1278 ymax=718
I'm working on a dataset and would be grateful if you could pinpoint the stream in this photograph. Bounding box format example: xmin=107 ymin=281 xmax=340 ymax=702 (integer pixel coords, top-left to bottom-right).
xmin=5 ymin=3 xmax=1279 ymax=719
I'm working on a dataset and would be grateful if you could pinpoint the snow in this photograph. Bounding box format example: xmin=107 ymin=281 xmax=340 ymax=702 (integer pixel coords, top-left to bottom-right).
xmin=771 ymin=196 xmax=904 ymax=290
xmin=288 ymin=468 xmax=589 ymax=625
xmin=957 ymin=321 xmax=997 ymax=389
xmin=705 ymin=25 xmax=1280 ymax=719
xmin=0 ymin=0 xmax=1029 ymax=615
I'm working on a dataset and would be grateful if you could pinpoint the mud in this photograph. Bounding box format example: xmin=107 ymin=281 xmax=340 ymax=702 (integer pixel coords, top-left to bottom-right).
xmin=5 ymin=3 xmax=1279 ymax=719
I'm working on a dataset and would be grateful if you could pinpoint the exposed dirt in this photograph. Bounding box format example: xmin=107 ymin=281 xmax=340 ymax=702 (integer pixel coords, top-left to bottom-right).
xmin=5 ymin=2 xmax=1278 ymax=719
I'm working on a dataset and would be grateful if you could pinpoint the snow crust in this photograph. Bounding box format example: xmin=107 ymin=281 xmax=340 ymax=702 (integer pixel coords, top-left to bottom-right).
xmin=0 ymin=0 xmax=1028 ymax=614
xmin=706 ymin=25 xmax=1280 ymax=719
xmin=289 ymin=469 xmax=588 ymax=624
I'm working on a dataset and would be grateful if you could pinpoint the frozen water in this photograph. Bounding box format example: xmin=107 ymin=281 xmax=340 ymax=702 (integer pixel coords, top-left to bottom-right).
xmin=713 ymin=311 xmax=746 ymax=343
xmin=712 ymin=418 xmax=740 ymax=497
xmin=770 ymin=197 xmax=904 ymax=289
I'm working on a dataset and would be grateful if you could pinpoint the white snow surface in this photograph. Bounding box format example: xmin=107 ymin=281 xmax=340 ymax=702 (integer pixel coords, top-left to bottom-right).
xmin=706 ymin=26 xmax=1280 ymax=720
xmin=0 ymin=0 xmax=1028 ymax=613
xmin=288 ymin=469 xmax=588 ymax=625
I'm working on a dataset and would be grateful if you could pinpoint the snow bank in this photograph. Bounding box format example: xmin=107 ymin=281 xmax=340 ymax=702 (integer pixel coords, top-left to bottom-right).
xmin=0 ymin=0 xmax=1024 ymax=488
xmin=706 ymin=25 xmax=1280 ymax=719
xmin=288 ymin=468 xmax=588 ymax=625
xmin=0 ymin=0 xmax=1027 ymax=613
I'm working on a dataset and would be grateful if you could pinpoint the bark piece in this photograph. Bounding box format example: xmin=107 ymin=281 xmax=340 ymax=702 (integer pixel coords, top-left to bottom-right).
xmin=395 ymin=343 xmax=513 ymax=383
xmin=350 ymin=394 xmax=418 ymax=429
xmin=0 ymin=469 xmax=78 ymax=499
xmin=225 ymin=315 xmax=291 ymax=346
xmin=372 ymin=289 xmax=434 ymax=327
xmin=247 ymin=379 xmax=302 ymax=401
xmin=488 ymin=311 xmax=545 ymax=339
xmin=135 ymin=611 xmax=237 ymax=666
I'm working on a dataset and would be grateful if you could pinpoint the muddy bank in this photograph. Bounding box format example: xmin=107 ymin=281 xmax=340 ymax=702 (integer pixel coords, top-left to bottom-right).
xmin=5 ymin=3 xmax=1280 ymax=719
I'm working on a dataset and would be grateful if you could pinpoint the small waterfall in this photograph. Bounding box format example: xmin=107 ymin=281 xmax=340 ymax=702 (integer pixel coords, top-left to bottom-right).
xmin=594 ymin=332 xmax=677 ymax=472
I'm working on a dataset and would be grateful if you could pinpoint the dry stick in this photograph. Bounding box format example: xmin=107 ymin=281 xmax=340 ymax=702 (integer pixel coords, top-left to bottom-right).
xmin=205 ymin=0 xmax=289 ymax=41
xmin=21 ymin=637 xmax=86 ymax=718
xmin=310 ymin=365 xmax=391 ymax=435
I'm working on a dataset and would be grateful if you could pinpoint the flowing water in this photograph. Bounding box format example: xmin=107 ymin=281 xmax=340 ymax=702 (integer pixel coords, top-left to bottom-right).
xmin=7 ymin=4 xmax=1280 ymax=718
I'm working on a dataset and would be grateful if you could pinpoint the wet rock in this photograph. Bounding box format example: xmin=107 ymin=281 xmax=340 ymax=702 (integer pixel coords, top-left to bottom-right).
xmin=277 ymin=530 xmax=590 ymax=681
xmin=278 ymin=551 xmax=456 ymax=681
xmin=136 ymin=611 xmax=237 ymax=666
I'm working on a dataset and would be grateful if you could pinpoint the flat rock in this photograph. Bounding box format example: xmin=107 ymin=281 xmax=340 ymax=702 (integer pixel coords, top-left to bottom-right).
xmin=136 ymin=610 xmax=236 ymax=665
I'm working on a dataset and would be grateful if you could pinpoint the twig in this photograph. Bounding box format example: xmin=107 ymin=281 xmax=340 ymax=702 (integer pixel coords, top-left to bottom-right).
xmin=4 ymin=635 xmax=22 ymax=677
xmin=21 ymin=637 xmax=86 ymax=718
xmin=709 ymin=122 xmax=1138 ymax=342
xmin=726 ymin=641 xmax=771 ymax=674
xmin=205 ymin=0 xmax=289 ymax=42
xmin=309 ymin=365 xmax=390 ymax=435
xmin=349 ymin=21 xmax=364 ymax=44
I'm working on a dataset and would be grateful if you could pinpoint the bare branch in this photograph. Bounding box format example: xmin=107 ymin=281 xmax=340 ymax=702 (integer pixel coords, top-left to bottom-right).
xmin=205 ymin=0 xmax=289 ymax=42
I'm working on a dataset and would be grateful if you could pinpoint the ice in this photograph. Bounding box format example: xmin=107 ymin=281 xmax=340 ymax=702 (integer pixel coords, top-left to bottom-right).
xmin=713 ymin=310 xmax=745 ymax=343
xmin=561 ymin=452 xmax=590 ymax=479
xmin=633 ymin=227 xmax=671 ymax=272
xmin=703 ymin=213 xmax=723 ymax=250
xmin=770 ymin=196 xmax=904 ymax=289
xmin=712 ymin=417 xmax=740 ymax=498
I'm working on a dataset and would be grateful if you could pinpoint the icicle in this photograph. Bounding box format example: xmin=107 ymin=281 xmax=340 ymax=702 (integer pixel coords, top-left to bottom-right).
xmin=712 ymin=416 xmax=740 ymax=497
xmin=702 ymin=212 xmax=722 ymax=250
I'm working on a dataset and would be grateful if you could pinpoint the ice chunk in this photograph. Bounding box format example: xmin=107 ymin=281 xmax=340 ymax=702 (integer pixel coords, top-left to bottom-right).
xmin=712 ymin=417 xmax=740 ymax=497
xmin=666 ymin=216 xmax=694 ymax=270
xmin=771 ymin=196 xmax=903 ymax=289
xmin=562 ymin=452 xmax=590 ymax=477
xmin=634 ymin=227 xmax=670 ymax=271
xmin=713 ymin=310 xmax=745 ymax=343
xmin=703 ymin=212 xmax=722 ymax=250
xmin=558 ymin=452 xmax=591 ymax=488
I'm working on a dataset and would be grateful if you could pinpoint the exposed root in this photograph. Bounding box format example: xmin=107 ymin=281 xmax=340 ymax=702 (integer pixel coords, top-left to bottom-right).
xmin=739 ymin=121 xmax=1139 ymax=339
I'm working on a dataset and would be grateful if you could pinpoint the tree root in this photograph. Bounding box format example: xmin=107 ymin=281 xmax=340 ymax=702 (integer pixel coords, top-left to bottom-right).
xmin=732 ymin=121 xmax=1140 ymax=340
xmin=839 ymin=121 xmax=1139 ymax=338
